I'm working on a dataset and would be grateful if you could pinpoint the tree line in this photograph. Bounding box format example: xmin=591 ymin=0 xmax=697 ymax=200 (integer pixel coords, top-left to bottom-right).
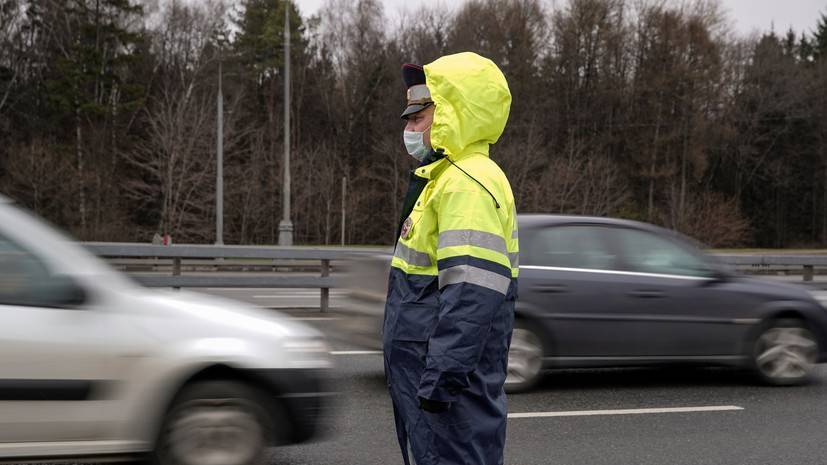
xmin=1 ymin=0 xmax=827 ymax=248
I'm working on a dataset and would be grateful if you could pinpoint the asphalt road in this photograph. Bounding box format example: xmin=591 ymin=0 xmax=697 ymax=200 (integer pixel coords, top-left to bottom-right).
xmin=274 ymin=346 xmax=827 ymax=465
xmin=175 ymin=287 xmax=827 ymax=465
xmin=241 ymin=308 xmax=827 ymax=465
xmin=195 ymin=287 xmax=349 ymax=310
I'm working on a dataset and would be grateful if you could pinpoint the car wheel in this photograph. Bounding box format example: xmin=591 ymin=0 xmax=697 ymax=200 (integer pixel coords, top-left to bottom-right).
xmin=752 ymin=319 xmax=818 ymax=386
xmin=506 ymin=321 xmax=544 ymax=393
xmin=152 ymin=381 xmax=272 ymax=465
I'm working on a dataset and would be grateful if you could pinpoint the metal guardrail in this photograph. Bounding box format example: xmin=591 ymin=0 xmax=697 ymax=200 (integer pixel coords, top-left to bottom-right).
xmin=714 ymin=254 xmax=827 ymax=282
xmin=83 ymin=242 xmax=390 ymax=312
xmin=82 ymin=243 xmax=827 ymax=312
xmin=83 ymin=242 xmax=389 ymax=260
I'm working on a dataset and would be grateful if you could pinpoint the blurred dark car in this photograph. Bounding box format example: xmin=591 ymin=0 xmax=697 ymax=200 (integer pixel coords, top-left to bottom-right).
xmin=339 ymin=214 xmax=827 ymax=392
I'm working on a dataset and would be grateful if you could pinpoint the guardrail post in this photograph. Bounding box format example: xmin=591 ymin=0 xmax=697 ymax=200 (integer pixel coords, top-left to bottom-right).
xmin=321 ymin=259 xmax=330 ymax=313
xmin=173 ymin=257 xmax=182 ymax=290
xmin=804 ymin=265 xmax=814 ymax=282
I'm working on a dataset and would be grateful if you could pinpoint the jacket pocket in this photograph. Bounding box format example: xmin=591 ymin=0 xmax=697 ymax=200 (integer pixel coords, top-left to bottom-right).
xmin=392 ymin=302 xmax=438 ymax=342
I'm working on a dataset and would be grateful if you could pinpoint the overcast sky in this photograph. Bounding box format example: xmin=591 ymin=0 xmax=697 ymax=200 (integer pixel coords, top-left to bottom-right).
xmin=293 ymin=0 xmax=827 ymax=38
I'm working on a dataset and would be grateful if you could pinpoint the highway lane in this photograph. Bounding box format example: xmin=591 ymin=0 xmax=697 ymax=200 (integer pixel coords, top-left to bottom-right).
xmin=272 ymin=346 xmax=827 ymax=465
xmin=173 ymin=288 xmax=827 ymax=465
xmin=193 ymin=278 xmax=827 ymax=311
xmin=194 ymin=287 xmax=350 ymax=310
xmin=259 ymin=312 xmax=827 ymax=465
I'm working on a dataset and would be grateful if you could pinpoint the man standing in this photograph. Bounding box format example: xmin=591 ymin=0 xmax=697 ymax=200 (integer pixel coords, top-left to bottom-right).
xmin=383 ymin=52 xmax=519 ymax=465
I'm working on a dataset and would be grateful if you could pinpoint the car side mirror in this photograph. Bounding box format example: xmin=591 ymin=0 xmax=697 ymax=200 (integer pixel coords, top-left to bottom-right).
xmin=701 ymin=267 xmax=731 ymax=285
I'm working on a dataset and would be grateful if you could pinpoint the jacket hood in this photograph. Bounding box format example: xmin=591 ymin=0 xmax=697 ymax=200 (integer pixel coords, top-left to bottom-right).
xmin=424 ymin=52 xmax=511 ymax=158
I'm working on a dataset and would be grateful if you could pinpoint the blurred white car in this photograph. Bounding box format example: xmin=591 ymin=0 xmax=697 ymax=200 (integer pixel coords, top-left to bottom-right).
xmin=0 ymin=195 xmax=331 ymax=465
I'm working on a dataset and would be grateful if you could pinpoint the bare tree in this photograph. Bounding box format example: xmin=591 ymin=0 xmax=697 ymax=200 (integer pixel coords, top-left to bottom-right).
xmin=122 ymin=0 xmax=242 ymax=242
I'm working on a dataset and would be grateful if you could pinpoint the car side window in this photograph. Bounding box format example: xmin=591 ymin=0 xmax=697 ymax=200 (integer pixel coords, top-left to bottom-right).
xmin=614 ymin=228 xmax=711 ymax=277
xmin=0 ymin=232 xmax=59 ymax=307
xmin=525 ymin=225 xmax=618 ymax=270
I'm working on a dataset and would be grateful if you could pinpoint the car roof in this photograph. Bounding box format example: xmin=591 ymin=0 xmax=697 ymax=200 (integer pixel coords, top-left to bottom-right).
xmin=517 ymin=213 xmax=652 ymax=229
xmin=516 ymin=213 xmax=695 ymax=242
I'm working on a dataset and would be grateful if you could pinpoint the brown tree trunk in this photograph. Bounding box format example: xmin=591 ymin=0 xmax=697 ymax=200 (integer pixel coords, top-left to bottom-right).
xmin=822 ymin=160 xmax=827 ymax=245
xmin=648 ymin=103 xmax=662 ymax=222
xmin=75 ymin=103 xmax=87 ymax=237
xmin=679 ymin=118 xmax=689 ymax=230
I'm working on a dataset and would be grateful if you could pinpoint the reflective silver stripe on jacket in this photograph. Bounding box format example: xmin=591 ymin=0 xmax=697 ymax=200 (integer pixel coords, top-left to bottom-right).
xmin=438 ymin=264 xmax=511 ymax=295
xmin=509 ymin=252 xmax=519 ymax=268
xmin=394 ymin=242 xmax=433 ymax=267
xmin=438 ymin=229 xmax=508 ymax=256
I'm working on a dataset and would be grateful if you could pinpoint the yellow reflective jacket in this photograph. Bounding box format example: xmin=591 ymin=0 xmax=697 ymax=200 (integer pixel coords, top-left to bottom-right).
xmin=383 ymin=52 xmax=519 ymax=465
xmin=391 ymin=52 xmax=519 ymax=281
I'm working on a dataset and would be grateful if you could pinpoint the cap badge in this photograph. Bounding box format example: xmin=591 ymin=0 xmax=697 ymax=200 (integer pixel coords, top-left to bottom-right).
xmin=400 ymin=217 xmax=414 ymax=239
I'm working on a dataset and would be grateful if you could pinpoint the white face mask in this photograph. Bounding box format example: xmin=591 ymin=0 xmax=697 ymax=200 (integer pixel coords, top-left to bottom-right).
xmin=403 ymin=125 xmax=432 ymax=162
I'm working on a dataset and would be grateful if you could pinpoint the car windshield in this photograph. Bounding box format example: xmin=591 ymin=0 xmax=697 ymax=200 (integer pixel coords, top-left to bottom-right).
xmin=0 ymin=202 xmax=129 ymax=283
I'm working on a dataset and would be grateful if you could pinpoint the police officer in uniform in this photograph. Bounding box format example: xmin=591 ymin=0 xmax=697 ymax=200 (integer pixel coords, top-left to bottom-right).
xmin=383 ymin=52 xmax=519 ymax=465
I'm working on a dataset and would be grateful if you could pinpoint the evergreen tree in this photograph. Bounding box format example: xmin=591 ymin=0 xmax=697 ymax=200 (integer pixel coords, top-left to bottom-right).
xmin=813 ymin=12 xmax=827 ymax=60
xmin=799 ymin=35 xmax=814 ymax=63
xmin=39 ymin=0 xmax=145 ymax=236
xmin=234 ymin=0 xmax=302 ymax=75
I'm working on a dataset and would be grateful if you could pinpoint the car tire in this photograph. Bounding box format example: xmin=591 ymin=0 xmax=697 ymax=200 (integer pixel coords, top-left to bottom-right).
xmin=151 ymin=380 xmax=273 ymax=465
xmin=752 ymin=318 xmax=819 ymax=386
xmin=506 ymin=320 xmax=545 ymax=393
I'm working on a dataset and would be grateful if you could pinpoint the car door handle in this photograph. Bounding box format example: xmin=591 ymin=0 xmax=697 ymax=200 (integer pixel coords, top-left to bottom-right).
xmin=628 ymin=290 xmax=665 ymax=299
xmin=533 ymin=284 xmax=568 ymax=293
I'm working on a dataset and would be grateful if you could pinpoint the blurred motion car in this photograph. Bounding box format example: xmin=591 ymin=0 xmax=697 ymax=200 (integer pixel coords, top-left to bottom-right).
xmin=0 ymin=194 xmax=331 ymax=465
xmin=339 ymin=214 xmax=827 ymax=392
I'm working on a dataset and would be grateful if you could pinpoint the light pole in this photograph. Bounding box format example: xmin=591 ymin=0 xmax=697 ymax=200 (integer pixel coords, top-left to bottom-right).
xmin=278 ymin=5 xmax=294 ymax=246
xmin=216 ymin=58 xmax=224 ymax=245
xmin=341 ymin=176 xmax=347 ymax=246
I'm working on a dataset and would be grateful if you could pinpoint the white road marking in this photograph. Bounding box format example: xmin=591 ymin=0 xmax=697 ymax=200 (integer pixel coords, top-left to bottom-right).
xmin=291 ymin=317 xmax=341 ymax=321
xmin=250 ymin=302 xmax=339 ymax=313
xmin=508 ymin=405 xmax=743 ymax=419
xmin=205 ymin=288 xmax=345 ymax=292
xmin=253 ymin=294 xmax=343 ymax=299
xmin=330 ymin=350 xmax=383 ymax=355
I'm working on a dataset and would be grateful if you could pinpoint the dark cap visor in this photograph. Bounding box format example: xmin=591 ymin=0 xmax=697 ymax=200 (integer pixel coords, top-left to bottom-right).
xmin=401 ymin=102 xmax=431 ymax=119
